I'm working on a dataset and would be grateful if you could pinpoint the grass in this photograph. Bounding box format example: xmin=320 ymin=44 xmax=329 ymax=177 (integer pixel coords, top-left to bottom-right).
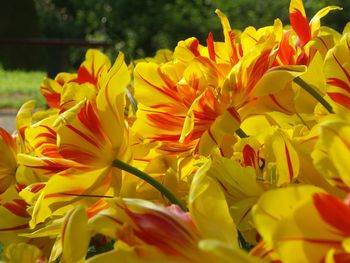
xmin=0 ymin=68 xmax=47 ymax=109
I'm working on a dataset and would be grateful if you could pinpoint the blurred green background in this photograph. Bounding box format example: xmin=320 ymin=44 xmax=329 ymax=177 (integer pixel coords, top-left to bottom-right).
xmin=0 ymin=0 xmax=349 ymax=71
xmin=0 ymin=0 xmax=349 ymax=111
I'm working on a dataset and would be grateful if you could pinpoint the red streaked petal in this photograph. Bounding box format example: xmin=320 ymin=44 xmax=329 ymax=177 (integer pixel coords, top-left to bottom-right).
xmin=327 ymin=78 xmax=350 ymax=94
xmin=313 ymin=193 xmax=350 ymax=236
xmin=289 ymin=0 xmax=311 ymax=46
xmin=0 ymin=127 xmax=16 ymax=149
xmin=327 ymin=92 xmax=350 ymax=110
xmin=242 ymin=144 xmax=256 ymax=168
xmin=77 ymin=102 xmax=106 ymax=142
xmin=189 ymin=38 xmax=201 ymax=57
xmin=3 ymin=199 xmax=30 ymax=218
xmin=119 ymin=201 xmax=200 ymax=259
xmin=44 ymin=188 xmax=86 ymax=199
xmin=285 ymin=144 xmax=294 ymax=182
xmin=207 ymin=32 xmax=216 ymax=62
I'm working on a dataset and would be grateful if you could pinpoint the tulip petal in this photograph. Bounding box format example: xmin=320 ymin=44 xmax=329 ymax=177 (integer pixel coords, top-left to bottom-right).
xmin=61 ymin=206 xmax=90 ymax=263
xmin=189 ymin=160 xmax=238 ymax=247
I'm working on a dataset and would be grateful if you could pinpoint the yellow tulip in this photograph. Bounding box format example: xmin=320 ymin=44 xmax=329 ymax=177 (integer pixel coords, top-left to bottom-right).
xmin=4 ymin=243 xmax=47 ymax=263
xmin=17 ymin=53 xmax=131 ymax=227
xmin=325 ymin=34 xmax=350 ymax=112
xmin=40 ymin=49 xmax=111 ymax=111
xmin=253 ymin=185 xmax=350 ymax=262
xmin=313 ymin=113 xmax=350 ymax=192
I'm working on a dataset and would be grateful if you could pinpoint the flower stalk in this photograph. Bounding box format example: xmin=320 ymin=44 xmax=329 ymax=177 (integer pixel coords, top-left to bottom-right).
xmin=112 ymin=159 xmax=187 ymax=211
xmin=236 ymin=127 xmax=249 ymax=138
xmin=293 ymin=77 xmax=334 ymax=113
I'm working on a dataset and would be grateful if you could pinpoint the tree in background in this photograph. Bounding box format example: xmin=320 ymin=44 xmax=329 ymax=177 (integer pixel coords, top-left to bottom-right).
xmin=317 ymin=0 xmax=350 ymax=32
xmin=34 ymin=0 xmax=348 ymax=61
xmin=1 ymin=0 xmax=348 ymax=70
xmin=0 ymin=0 xmax=45 ymax=70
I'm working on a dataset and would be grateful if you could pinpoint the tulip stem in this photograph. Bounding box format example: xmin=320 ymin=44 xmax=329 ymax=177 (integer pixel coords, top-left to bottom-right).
xmin=235 ymin=127 xmax=249 ymax=138
xmin=125 ymin=87 xmax=138 ymax=112
xmin=238 ymin=231 xmax=254 ymax=251
xmin=293 ymin=77 xmax=334 ymax=113
xmin=112 ymin=159 xmax=187 ymax=211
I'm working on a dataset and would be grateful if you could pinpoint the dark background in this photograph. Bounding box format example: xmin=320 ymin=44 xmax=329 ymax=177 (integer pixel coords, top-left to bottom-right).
xmin=0 ymin=0 xmax=348 ymax=72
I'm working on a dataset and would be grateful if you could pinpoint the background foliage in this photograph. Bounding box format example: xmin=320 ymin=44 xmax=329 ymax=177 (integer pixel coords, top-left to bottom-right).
xmin=0 ymin=0 xmax=349 ymax=70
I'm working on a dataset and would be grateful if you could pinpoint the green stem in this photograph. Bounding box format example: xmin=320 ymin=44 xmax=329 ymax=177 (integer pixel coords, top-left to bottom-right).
xmin=125 ymin=87 xmax=138 ymax=112
xmin=293 ymin=77 xmax=334 ymax=114
xmin=235 ymin=127 xmax=249 ymax=138
xmin=238 ymin=231 xmax=254 ymax=251
xmin=112 ymin=159 xmax=187 ymax=211
xmin=296 ymin=112 xmax=310 ymax=130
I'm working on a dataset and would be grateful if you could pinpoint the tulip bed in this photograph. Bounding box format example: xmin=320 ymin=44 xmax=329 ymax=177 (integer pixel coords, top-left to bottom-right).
xmin=1 ymin=0 xmax=350 ymax=262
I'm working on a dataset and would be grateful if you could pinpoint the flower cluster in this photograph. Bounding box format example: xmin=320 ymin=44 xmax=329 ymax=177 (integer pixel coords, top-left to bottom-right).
xmin=1 ymin=0 xmax=350 ymax=262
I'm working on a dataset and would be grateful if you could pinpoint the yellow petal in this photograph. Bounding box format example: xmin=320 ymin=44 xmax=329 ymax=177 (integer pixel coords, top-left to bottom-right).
xmin=312 ymin=114 xmax=350 ymax=190
xmin=60 ymin=82 xmax=96 ymax=111
xmin=289 ymin=0 xmax=310 ymax=45
xmin=198 ymin=107 xmax=240 ymax=156
xmin=189 ymin=160 xmax=238 ymax=247
xmin=199 ymin=239 xmax=259 ymax=263
xmin=264 ymin=129 xmax=300 ymax=186
xmin=78 ymin=49 xmax=111 ymax=85
xmin=96 ymin=52 xmax=130 ymax=149
xmin=5 ymin=243 xmax=46 ymax=263
xmin=324 ymin=34 xmax=350 ymax=112
xmin=310 ymin=6 xmax=342 ymax=38
xmin=61 ymin=206 xmax=90 ymax=263
xmin=257 ymin=190 xmax=347 ymax=263
xmin=205 ymin=155 xmax=264 ymax=243
xmin=0 ymin=128 xmax=17 ymax=193
xmin=251 ymin=65 xmax=306 ymax=97
xmin=0 ymin=186 xmax=30 ymax=247
xmin=252 ymin=185 xmax=324 ymax=246
xmin=27 ymin=167 xmax=118 ymax=227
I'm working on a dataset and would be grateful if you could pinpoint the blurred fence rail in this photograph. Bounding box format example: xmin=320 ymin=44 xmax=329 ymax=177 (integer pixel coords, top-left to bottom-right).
xmin=0 ymin=38 xmax=113 ymax=77
xmin=0 ymin=38 xmax=113 ymax=48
